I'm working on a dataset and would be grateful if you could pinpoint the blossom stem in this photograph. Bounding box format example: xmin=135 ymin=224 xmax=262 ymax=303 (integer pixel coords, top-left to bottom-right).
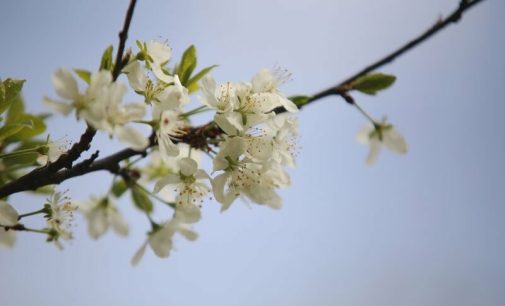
xmin=18 ymin=208 xmax=47 ymax=220
xmin=1 ymin=224 xmax=49 ymax=235
xmin=22 ymin=227 xmax=50 ymax=234
xmin=353 ymin=101 xmax=377 ymax=125
xmin=133 ymin=182 xmax=175 ymax=209
xmin=180 ymin=106 xmax=210 ymax=118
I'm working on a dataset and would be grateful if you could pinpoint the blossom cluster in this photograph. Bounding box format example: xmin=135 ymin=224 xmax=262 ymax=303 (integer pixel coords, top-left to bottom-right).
xmin=0 ymin=39 xmax=407 ymax=262
xmin=16 ymin=40 xmax=299 ymax=263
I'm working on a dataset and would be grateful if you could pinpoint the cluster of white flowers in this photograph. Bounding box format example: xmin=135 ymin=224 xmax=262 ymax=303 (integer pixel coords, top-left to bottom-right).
xmin=0 ymin=191 xmax=77 ymax=249
xmin=39 ymin=40 xmax=301 ymax=263
xmin=0 ymin=39 xmax=410 ymax=263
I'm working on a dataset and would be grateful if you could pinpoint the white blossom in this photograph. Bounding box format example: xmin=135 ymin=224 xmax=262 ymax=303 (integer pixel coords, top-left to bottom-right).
xmin=357 ymin=121 xmax=408 ymax=165
xmin=79 ymin=196 xmax=129 ymax=239
xmin=154 ymin=157 xmax=210 ymax=223
xmin=44 ymin=69 xmax=112 ymax=121
xmin=87 ymin=81 xmax=148 ymax=150
xmin=44 ymin=191 xmax=77 ymax=249
xmin=131 ymin=216 xmax=198 ymax=266
xmin=202 ymin=69 xmax=298 ymax=136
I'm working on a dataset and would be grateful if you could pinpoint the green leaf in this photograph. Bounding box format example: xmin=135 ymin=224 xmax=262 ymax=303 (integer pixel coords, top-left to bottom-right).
xmin=0 ymin=121 xmax=33 ymax=141
xmin=352 ymin=73 xmax=396 ymax=95
xmin=5 ymin=114 xmax=46 ymax=142
xmin=0 ymin=79 xmax=25 ymax=115
xmin=2 ymin=140 xmax=45 ymax=166
xmin=111 ymin=179 xmax=129 ymax=198
xmin=187 ymin=65 xmax=218 ymax=93
xmin=131 ymin=185 xmax=153 ymax=213
xmin=99 ymin=45 xmax=114 ymax=71
xmin=74 ymin=69 xmax=91 ymax=84
xmin=177 ymin=45 xmax=197 ymax=85
xmin=6 ymin=95 xmax=25 ymax=124
xmin=288 ymin=95 xmax=311 ymax=107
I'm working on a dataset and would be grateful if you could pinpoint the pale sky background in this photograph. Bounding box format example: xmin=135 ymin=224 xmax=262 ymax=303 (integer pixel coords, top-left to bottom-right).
xmin=1 ymin=0 xmax=504 ymax=306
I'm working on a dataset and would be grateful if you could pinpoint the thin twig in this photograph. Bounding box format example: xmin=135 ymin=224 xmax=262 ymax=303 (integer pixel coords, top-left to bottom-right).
xmin=112 ymin=0 xmax=138 ymax=80
xmin=284 ymin=0 xmax=486 ymax=111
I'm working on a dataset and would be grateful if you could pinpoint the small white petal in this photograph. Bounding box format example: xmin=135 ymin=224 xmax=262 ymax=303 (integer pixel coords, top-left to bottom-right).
xmin=0 ymin=228 xmax=16 ymax=248
xmin=213 ymin=156 xmax=229 ymax=172
xmin=110 ymin=210 xmax=129 ymax=237
xmin=52 ymin=68 xmax=79 ymax=100
xmin=149 ymin=224 xmax=174 ymax=258
xmin=194 ymin=169 xmax=210 ymax=180
xmin=214 ymin=113 xmax=239 ymax=136
xmin=158 ymin=132 xmax=180 ymax=158
xmin=178 ymin=157 xmax=198 ymax=176
xmin=146 ymin=41 xmax=171 ymax=65
xmin=0 ymin=201 xmax=19 ymax=227
xmin=366 ymin=138 xmax=381 ymax=166
xmin=154 ymin=175 xmax=181 ymax=193
xmin=151 ymin=64 xmax=174 ymax=84
xmin=383 ymin=128 xmax=408 ymax=154
xmin=115 ymin=125 xmax=148 ymax=150
xmin=131 ymin=241 xmax=148 ymax=267
xmin=43 ymin=97 xmax=74 ymax=116
xmin=357 ymin=125 xmax=373 ymax=144
xmin=87 ymin=208 xmax=108 ymax=240
xmin=279 ymin=97 xmax=299 ymax=113
xmin=123 ymin=60 xmax=148 ymax=92
xmin=176 ymin=204 xmax=201 ymax=224
xmin=177 ymin=226 xmax=198 ymax=241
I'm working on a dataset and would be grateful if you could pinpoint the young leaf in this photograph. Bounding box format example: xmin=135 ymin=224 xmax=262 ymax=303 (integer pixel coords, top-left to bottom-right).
xmin=99 ymin=45 xmax=114 ymax=71
xmin=0 ymin=121 xmax=33 ymax=142
xmin=131 ymin=185 xmax=154 ymax=213
xmin=288 ymin=95 xmax=311 ymax=107
xmin=6 ymin=95 xmax=25 ymax=124
xmin=5 ymin=114 xmax=46 ymax=142
xmin=352 ymin=73 xmax=396 ymax=95
xmin=2 ymin=140 xmax=45 ymax=166
xmin=0 ymin=79 xmax=25 ymax=115
xmin=74 ymin=69 xmax=92 ymax=85
xmin=187 ymin=65 xmax=218 ymax=93
xmin=177 ymin=45 xmax=197 ymax=85
xmin=111 ymin=179 xmax=129 ymax=198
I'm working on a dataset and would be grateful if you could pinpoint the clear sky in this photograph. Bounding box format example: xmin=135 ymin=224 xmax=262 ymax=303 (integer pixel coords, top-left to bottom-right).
xmin=1 ymin=0 xmax=504 ymax=306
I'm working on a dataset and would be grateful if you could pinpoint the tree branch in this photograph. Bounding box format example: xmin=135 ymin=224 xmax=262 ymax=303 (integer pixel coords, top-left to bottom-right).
xmin=294 ymin=0 xmax=486 ymax=110
xmin=0 ymin=0 xmax=486 ymax=198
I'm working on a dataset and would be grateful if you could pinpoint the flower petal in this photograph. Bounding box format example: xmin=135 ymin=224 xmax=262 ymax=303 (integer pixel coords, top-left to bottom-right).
xmin=87 ymin=208 xmax=108 ymax=239
xmin=43 ymin=97 xmax=74 ymax=116
xmin=366 ymin=138 xmax=381 ymax=166
xmin=115 ymin=125 xmax=148 ymax=150
xmin=383 ymin=128 xmax=408 ymax=154
xmin=53 ymin=68 xmax=79 ymax=100
xmin=0 ymin=201 xmax=19 ymax=227
xmin=110 ymin=210 xmax=129 ymax=237
xmin=0 ymin=228 xmax=16 ymax=248
xmin=131 ymin=240 xmax=148 ymax=267
xmin=154 ymin=174 xmax=181 ymax=193
xmin=178 ymin=157 xmax=198 ymax=176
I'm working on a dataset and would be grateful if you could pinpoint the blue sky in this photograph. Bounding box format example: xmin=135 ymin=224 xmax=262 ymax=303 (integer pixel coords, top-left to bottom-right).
xmin=1 ymin=0 xmax=504 ymax=305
